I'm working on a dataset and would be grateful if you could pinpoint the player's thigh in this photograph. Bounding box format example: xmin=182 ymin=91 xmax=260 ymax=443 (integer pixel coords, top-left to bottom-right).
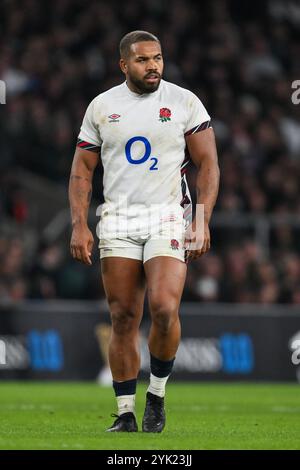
xmin=144 ymin=256 xmax=187 ymax=313
xmin=101 ymin=257 xmax=146 ymax=317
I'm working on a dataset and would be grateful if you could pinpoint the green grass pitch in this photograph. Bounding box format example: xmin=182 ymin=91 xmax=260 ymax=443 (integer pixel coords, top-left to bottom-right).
xmin=0 ymin=382 xmax=299 ymax=450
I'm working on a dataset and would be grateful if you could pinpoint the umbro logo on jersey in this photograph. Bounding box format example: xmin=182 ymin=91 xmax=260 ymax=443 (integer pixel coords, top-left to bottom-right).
xmin=108 ymin=114 xmax=120 ymax=122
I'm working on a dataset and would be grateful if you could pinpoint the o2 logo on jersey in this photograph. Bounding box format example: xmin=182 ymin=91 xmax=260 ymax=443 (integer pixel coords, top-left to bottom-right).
xmin=125 ymin=136 xmax=158 ymax=170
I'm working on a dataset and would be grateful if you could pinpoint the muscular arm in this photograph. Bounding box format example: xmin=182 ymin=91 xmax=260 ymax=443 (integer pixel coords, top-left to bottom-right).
xmin=69 ymin=147 xmax=99 ymax=265
xmin=185 ymin=127 xmax=220 ymax=258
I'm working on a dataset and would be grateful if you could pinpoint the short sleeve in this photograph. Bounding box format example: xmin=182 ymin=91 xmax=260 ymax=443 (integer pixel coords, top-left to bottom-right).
xmin=78 ymin=99 xmax=102 ymax=147
xmin=184 ymin=92 xmax=211 ymax=136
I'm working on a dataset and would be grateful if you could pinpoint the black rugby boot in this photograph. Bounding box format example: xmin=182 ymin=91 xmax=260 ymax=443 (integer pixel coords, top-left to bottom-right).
xmin=142 ymin=392 xmax=166 ymax=433
xmin=106 ymin=412 xmax=138 ymax=432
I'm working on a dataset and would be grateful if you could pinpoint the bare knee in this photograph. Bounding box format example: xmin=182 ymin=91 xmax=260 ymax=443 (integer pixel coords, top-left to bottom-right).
xmin=150 ymin=300 xmax=179 ymax=336
xmin=110 ymin=303 xmax=139 ymax=336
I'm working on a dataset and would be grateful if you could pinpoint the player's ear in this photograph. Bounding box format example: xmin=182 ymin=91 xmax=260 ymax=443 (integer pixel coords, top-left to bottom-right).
xmin=119 ymin=58 xmax=127 ymax=74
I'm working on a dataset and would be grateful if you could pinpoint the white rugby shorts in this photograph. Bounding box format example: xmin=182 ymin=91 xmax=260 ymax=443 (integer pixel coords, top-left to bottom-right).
xmin=97 ymin=204 xmax=187 ymax=263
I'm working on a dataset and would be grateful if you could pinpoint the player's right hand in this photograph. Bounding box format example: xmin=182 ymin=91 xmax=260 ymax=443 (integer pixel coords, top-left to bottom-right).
xmin=184 ymin=219 xmax=211 ymax=260
xmin=70 ymin=224 xmax=94 ymax=265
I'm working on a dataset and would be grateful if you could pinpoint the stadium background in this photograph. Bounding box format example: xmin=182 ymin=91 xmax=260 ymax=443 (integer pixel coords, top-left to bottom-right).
xmin=1 ymin=0 xmax=300 ymax=400
xmin=1 ymin=0 xmax=300 ymax=451
xmin=1 ymin=0 xmax=300 ymax=304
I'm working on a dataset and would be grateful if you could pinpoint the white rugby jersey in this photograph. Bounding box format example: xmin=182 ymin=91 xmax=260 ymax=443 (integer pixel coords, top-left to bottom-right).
xmin=78 ymin=79 xmax=211 ymax=220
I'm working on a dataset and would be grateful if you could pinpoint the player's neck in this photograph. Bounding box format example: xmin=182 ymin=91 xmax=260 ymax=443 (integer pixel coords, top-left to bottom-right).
xmin=125 ymin=79 xmax=161 ymax=96
xmin=125 ymin=80 xmax=143 ymax=95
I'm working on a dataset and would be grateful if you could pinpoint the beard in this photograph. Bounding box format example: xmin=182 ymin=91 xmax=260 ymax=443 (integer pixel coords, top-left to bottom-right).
xmin=129 ymin=72 xmax=161 ymax=94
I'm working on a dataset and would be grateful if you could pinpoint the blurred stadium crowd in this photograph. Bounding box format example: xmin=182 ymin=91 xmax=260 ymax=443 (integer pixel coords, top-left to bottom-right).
xmin=1 ymin=0 xmax=300 ymax=303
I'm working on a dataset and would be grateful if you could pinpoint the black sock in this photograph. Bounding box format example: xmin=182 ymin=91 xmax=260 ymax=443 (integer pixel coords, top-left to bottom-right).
xmin=150 ymin=353 xmax=175 ymax=378
xmin=112 ymin=378 xmax=137 ymax=397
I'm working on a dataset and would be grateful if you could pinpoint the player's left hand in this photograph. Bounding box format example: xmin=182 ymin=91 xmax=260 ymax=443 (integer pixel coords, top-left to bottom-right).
xmin=184 ymin=220 xmax=211 ymax=260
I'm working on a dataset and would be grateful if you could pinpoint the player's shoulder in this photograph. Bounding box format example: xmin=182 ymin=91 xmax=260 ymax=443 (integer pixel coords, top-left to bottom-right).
xmin=88 ymin=82 xmax=125 ymax=109
xmin=162 ymin=80 xmax=200 ymax=103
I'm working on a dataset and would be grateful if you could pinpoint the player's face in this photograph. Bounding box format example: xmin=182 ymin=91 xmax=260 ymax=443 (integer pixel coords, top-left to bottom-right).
xmin=120 ymin=41 xmax=164 ymax=94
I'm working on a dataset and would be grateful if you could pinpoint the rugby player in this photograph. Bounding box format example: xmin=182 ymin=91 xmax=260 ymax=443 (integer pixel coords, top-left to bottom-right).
xmin=69 ymin=31 xmax=220 ymax=432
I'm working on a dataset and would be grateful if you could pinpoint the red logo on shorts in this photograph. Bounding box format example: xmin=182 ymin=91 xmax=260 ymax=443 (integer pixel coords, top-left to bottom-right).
xmin=170 ymin=239 xmax=179 ymax=250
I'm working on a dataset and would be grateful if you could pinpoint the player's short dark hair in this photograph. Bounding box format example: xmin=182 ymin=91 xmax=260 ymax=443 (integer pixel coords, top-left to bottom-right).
xmin=119 ymin=30 xmax=161 ymax=58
